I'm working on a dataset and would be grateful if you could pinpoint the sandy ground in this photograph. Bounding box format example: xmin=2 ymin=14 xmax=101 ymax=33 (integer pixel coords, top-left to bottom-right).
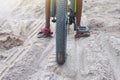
xmin=0 ymin=0 xmax=120 ymax=80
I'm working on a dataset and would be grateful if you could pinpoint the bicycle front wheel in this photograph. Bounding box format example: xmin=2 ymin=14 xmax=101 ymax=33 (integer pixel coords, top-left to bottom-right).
xmin=56 ymin=0 xmax=67 ymax=65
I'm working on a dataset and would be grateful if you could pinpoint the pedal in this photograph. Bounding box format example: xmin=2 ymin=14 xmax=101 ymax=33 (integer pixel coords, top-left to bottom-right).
xmin=75 ymin=26 xmax=90 ymax=38
xmin=77 ymin=26 xmax=89 ymax=32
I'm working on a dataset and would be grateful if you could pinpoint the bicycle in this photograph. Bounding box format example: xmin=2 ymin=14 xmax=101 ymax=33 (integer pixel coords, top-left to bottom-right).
xmin=50 ymin=0 xmax=90 ymax=65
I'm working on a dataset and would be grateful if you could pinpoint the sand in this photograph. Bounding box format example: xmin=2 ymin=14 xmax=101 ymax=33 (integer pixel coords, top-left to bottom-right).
xmin=0 ymin=0 xmax=120 ymax=80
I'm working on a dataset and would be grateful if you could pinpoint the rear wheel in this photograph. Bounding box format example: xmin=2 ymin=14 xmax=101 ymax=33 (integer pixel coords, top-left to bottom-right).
xmin=56 ymin=0 xmax=67 ymax=65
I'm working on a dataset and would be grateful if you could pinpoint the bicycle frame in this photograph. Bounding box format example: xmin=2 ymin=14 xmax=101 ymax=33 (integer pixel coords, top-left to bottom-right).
xmin=50 ymin=0 xmax=56 ymax=17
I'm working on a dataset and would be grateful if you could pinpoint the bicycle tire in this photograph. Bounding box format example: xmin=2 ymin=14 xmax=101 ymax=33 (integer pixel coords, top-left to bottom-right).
xmin=56 ymin=0 xmax=67 ymax=65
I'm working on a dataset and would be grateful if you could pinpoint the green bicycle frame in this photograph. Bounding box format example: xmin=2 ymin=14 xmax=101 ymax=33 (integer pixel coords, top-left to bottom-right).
xmin=74 ymin=0 xmax=76 ymax=12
